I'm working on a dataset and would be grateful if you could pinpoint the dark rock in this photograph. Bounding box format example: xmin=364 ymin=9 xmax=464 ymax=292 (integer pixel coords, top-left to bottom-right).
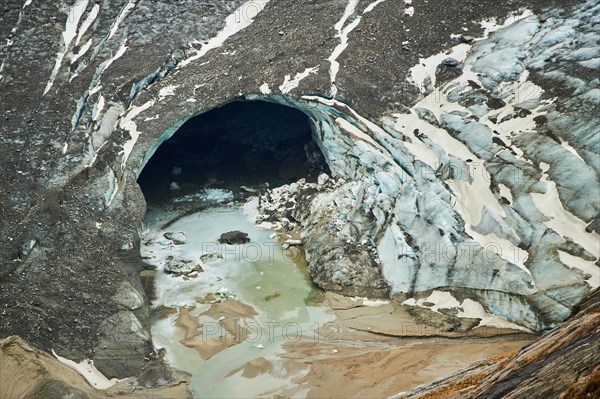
xmin=515 ymin=107 xmax=532 ymax=117
xmin=585 ymin=218 xmax=600 ymax=234
xmin=436 ymin=59 xmax=463 ymax=86
xmin=441 ymin=57 xmax=460 ymax=67
xmin=218 ymin=231 xmax=250 ymax=245
xmin=487 ymin=97 xmax=507 ymax=109
xmin=533 ymin=114 xmax=548 ymax=125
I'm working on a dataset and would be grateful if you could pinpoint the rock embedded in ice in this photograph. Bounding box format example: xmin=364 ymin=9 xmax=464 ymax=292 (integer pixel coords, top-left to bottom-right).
xmin=200 ymin=252 xmax=223 ymax=263
xmin=163 ymin=231 xmax=186 ymax=245
xmin=318 ymin=173 xmax=330 ymax=185
xmin=164 ymin=256 xmax=203 ymax=275
xmin=284 ymin=239 xmax=303 ymax=246
xmin=218 ymin=230 xmax=250 ymax=245
xmin=157 ymin=238 xmax=172 ymax=246
xmin=441 ymin=57 xmax=460 ymax=67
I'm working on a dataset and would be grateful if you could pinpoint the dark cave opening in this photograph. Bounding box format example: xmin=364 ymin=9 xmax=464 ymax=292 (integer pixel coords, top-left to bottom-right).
xmin=137 ymin=100 xmax=329 ymax=207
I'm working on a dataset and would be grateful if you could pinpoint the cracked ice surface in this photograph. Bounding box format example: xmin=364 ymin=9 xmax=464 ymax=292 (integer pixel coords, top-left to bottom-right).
xmin=299 ymin=5 xmax=598 ymax=330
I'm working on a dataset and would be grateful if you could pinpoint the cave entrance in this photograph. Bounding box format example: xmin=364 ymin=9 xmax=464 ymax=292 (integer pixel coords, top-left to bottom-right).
xmin=137 ymin=100 xmax=328 ymax=211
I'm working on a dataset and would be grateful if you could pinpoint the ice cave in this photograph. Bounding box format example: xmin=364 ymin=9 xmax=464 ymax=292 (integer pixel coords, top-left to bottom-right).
xmin=138 ymin=100 xmax=328 ymax=207
xmin=2 ymin=0 xmax=599 ymax=397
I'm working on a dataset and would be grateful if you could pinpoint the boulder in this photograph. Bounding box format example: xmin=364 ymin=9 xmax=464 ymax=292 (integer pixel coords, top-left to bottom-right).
xmin=164 ymin=256 xmax=203 ymax=275
xmin=163 ymin=232 xmax=186 ymax=245
xmin=218 ymin=231 xmax=250 ymax=245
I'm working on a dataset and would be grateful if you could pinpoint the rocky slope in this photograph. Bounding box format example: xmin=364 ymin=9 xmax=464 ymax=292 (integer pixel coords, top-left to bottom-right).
xmin=1 ymin=0 xmax=598 ymax=380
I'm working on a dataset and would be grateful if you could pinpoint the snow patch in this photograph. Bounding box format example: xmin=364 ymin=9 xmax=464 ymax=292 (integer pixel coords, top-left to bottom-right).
xmin=44 ymin=0 xmax=89 ymax=95
xmin=557 ymin=250 xmax=599 ymax=288
xmin=119 ymin=100 xmax=155 ymax=167
xmin=107 ymin=0 xmax=136 ymax=42
xmin=327 ymin=0 xmax=361 ymax=97
xmin=159 ymin=84 xmax=179 ymax=100
xmin=259 ymin=82 xmax=271 ymax=94
xmin=403 ymin=290 xmax=531 ymax=331
xmin=531 ymin=164 xmax=600 ymax=266
xmin=71 ymin=38 xmax=92 ymax=65
xmin=75 ymin=3 xmax=100 ymax=46
xmin=279 ymin=66 xmax=319 ymax=94
xmin=178 ymin=0 xmax=270 ymax=68
xmin=52 ymin=350 xmax=122 ymax=390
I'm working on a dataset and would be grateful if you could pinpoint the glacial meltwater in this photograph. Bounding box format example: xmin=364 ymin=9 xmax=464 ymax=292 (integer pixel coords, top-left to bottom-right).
xmin=141 ymin=202 xmax=333 ymax=398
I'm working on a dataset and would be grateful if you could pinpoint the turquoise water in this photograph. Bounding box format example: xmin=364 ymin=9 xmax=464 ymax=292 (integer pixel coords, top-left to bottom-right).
xmin=143 ymin=205 xmax=332 ymax=398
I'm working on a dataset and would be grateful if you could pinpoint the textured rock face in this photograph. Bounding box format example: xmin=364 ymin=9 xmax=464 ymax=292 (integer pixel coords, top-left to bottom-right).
xmin=1 ymin=0 xmax=598 ymax=377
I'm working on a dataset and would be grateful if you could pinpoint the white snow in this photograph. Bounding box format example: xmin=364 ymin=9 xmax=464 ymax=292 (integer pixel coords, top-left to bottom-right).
xmin=279 ymin=66 xmax=319 ymax=94
xmin=560 ymin=139 xmax=586 ymax=164
xmin=52 ymin=350 xmax=122 ymax=390
xmin=557 ymin=250 xmax=599 ymax=288
xmin=408 ymin=43 xmax=471 ymax=90
xmin=361 ymin=298 xmax=390 ymax=307
xmin=327 ymin=0 xmax=387 ymax=96
xmin=70 ymin=38 xmax=92 ymax=65
xmin=409 ymin=9 xmax=534 ymax=91
xmin=364 ymin=0 xmax=387 ymax=13
xmin=44 ymin=0 xmax=89 ymax=95
xmin=91 ymin=94 xmax=105 ymax=121
xmin=259 ymin=82 xmax=271 ymax=94
xmin=327 ymin=0 xmax=360 ymax=97
xmin=75 ymin=3 xmax=100 ymax=46
xmin=178 ymin=0 xmax=270 ymax=68
xmin=404 ymin=6 xmax=414 ymax=17
xmin=87 ymin=38 xmax=128 ymax=92
xmin=119 ymin=99 xmax=155 ymax=167
xmin=107 ymin=0 xmax=136 ymax=42
xmin=158 ymin=84 xmax=179 ymax=99
xmin=391 ymin=112 xmax=531 ymax=274
xmin=531 ymin=163 xmax=600 ymax=273
xmin=403 ymin=290 xmax=531 ymax=331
